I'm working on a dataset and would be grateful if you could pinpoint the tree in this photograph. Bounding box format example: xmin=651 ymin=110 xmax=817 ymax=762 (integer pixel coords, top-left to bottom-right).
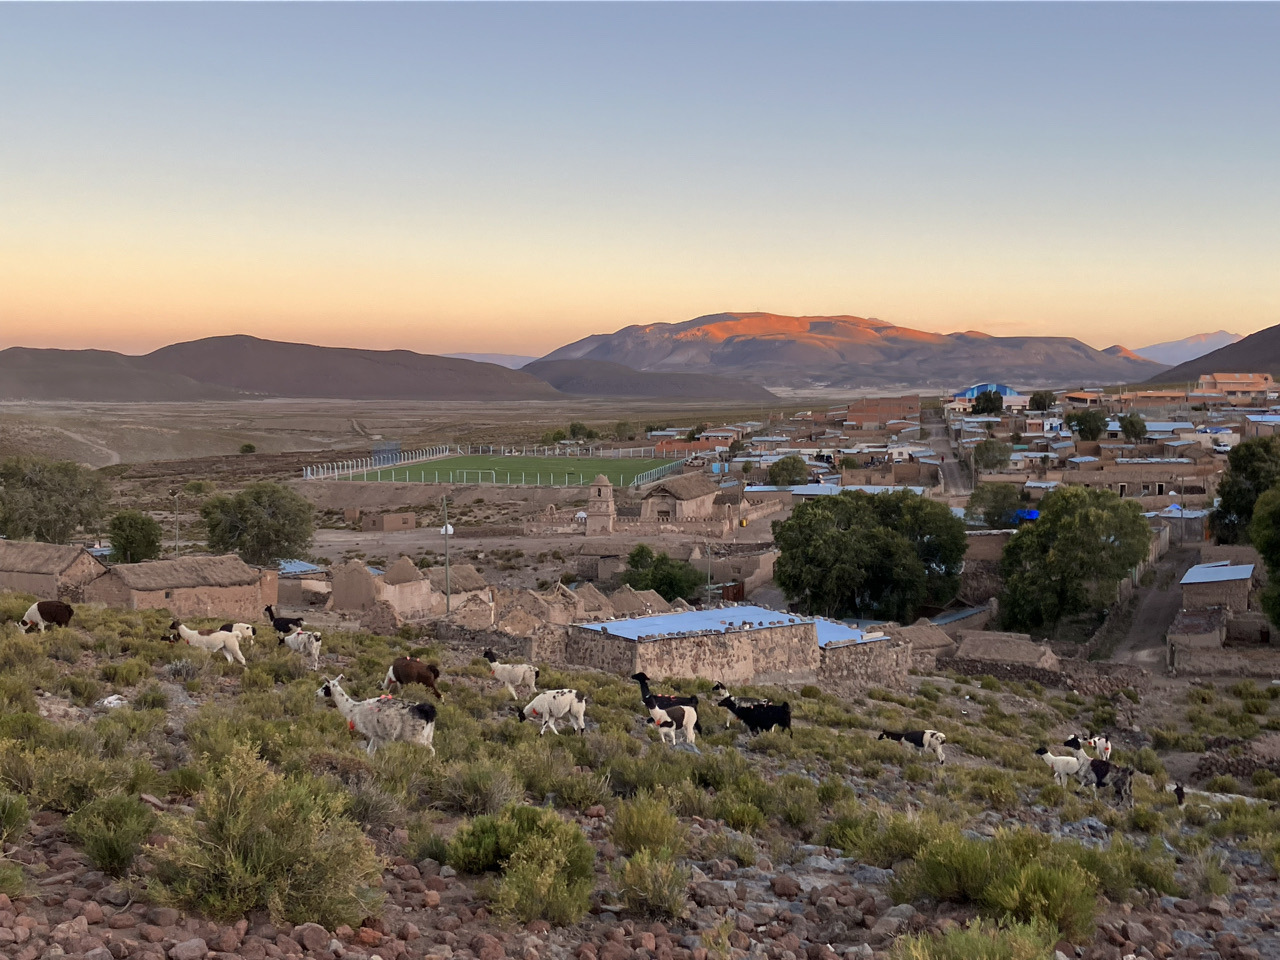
xmin=971 ymin=390 xmax=1004 ymax=416
xmin=767 ymin=455 xmax=809 ymax=487
xmin=999 ymin=486 xmax=1150 ymax=631
xmin=1067 ymin=410 xmax=1107 ymax=441
xmin=108 ymin=510 xmax=164 ymax=563
xmin=1029 ymin=390 xmax=1056 ymax=412
xmin=741 ymin=461 xmax=754 ymax=477
xmin=540 ymin=429 xmax=567 ymax=445
xmin=568 ymin=422 xmax=598 ymax=441
xmin=1250 ymin=489 xmax=1280 ymax=626
xmin=727 ymin=438 xmax=746 ymax=458
xmin=772 ymin=490 xmax=966 ymax=620
xmin=614 ymin=421 xmax=634 ymax=441
xmin=0 ymin=457 xmax=108 ymax=544
xmin=1118 ymin=413 xmax=1146 ymax=443
xmin=685 ymin=423 xmax=708 ymax=443
xmin=201 ymin=482 xmax=315 ymax=565
xmin=973 ymin=440 xmax=1012 ymax=472
xmin=966 ymin=483 xmax=1023 ymax=529
xmin=621 ymin=544 xmax=703 ymax=602
xmin=839 ymin=455 xmax=861 ymax=471
xmin=1212 ymin=436 xmax=1280 ymax=543
xmin=239 ymin=443 xmax=256 ymax=455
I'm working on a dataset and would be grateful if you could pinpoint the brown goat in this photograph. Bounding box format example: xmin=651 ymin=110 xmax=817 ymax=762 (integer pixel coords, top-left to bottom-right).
xmin=382 ymin=657 xmax=444 ymax=699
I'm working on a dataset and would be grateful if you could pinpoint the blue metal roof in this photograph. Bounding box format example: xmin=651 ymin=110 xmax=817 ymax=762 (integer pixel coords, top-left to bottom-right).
xmin=1181 ymin=561 xmax=1253 ymax=585
xmin=954 ymin=383 xmax=1022 ymax=399
xmin=576 ymin=605 xmax=887 ymax=647
xmin=279 ymin=558 xmax=325 ymax=576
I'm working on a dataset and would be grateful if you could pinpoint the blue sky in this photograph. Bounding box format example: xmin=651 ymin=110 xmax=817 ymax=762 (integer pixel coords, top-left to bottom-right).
xmin=1 ymin=2 xmax=1276 ymax=355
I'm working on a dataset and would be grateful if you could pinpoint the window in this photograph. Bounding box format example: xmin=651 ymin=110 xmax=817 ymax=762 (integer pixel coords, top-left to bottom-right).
xmin=164 ymin=590 xmax=172 ymax=599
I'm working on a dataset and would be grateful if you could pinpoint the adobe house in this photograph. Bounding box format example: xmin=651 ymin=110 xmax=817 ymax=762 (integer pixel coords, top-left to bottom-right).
xmin=640 ymin=474 xmax=720 ymax=521
xmin=954 ymin=631 xmax=1060 ymax=671
xmin=0 ymin=541 xmax=106 ymax=602
xmin=362 ymin=512 xmax=416 ymax=532
xmin=84 ymin=555 xmax=277 ymax=621
xmin=1180 ymin=561 xmax=1254 ymax=614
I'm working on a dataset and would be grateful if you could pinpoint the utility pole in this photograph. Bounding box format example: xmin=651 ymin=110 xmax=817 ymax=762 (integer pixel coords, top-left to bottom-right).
xmin=706 ymin=540 xmax=713 ymax=608
xmin=170 ymin=489 xmax=180 ymax=557
xmin=441 ymin=495 xmax=452 ymax=614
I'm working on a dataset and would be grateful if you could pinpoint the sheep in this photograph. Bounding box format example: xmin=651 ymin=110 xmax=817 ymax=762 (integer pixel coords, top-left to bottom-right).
xmin=718 ymin=697 xmax=792 ymax=736
xmin=482 ymin=649 xmax=538 ymax=700
xmin=317 ymin=674 xmax=436 ymax=755
xmin=518 ymin=688 xmax=587 ymax=735
xmin=20 ymin=600 xmax=74 ymax=633
xmin=645 ymin=695 xmax=697 ymax=745
xmin=1035 ymin=747 xmax=1083 ymax=787
xmin=264 ymin=605 xmax=305 ymax=635
xmin=382 ymin=657 xmax=444 ymax=699
xmin=169 ymin=621 xmax=246 ymax=666
xmin=218 ymin=623 xmax=258 ymax=647
xmin=879 ymin=729 xmax=947 ymax=764
xmin=281 ymin=629 xmax=322 ymax=671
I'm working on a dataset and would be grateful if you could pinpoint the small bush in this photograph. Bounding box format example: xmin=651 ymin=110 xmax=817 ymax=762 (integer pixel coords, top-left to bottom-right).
xmin=101 ymin=658 xmax=150 ymax=687
xmin=0 ymin=792 xmax=30 ymax=845
xmin=1206 ymin=774 xmax=1239 ymax=794
xmin=441 ymin=759 xmax=524 ymax=816
xmin=133 ymin=683 xmax=169 ymax=711
xmin=0 ymin=860 xmax=23 ymax=897
xmin=822 ymin=807 xmax=946 ymax=868
xmin=800 ymin=685 xmax=823 ymax=699
xmin=1127 ymin=806 xmax=1165 ymax=834
xmin=1242 ymin=698 xmax=1270 ymax=716
xmin=613 ymin=792 xmax=687 ymax=856
xmin=615 ymin=848 xmax=690 ymax=919
xmin=66 ymin=794 xmax=156 ymax=876
xmin=712 ymin=796 xmax=764 ymax=833
xmin=1133 ymin=747 xmax=1165 ymax=777
xmin=346 ymin=777 xmax=406 ymax=830
xmin=165 ymin=766 xmax=204 ymax=798
xmin=891 ymin=919 xmax=1057 ymax=960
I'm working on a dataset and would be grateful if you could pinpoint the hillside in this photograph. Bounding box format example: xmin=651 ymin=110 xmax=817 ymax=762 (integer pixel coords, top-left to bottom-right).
xmin=1135 ymin=331 xmax=1243 ymax=367
xmin=523 ymin=359 xmax=776 ymax=401
xmin=541 ymin=313 xmax=1167 ymax=390
xmin=1149 ymin=323 xmax=1280 ymax=384
xmin=0 ymin=348 xmax=243 ymax=402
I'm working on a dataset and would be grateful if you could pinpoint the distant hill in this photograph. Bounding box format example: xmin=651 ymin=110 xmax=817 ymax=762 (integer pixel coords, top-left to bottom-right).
xmin=444 ymin=353 xmax=538 ymax=369
xmin=1134 ymin=331 xmax=1243 ymax=367
xmin=1148 ymin=324 xmax=1280 ymax=384
xmin=540 ymin=312 xmax=1167 ymax=391
xmin=524 ymin=359 xmax=776 ymax=401
xmin=0 ymin=348 xmax=244 ymax=402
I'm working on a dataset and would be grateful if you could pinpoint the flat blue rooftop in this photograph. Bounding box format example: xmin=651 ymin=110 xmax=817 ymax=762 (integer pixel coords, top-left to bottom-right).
xmin=577 ymin=604 xmax=887 ymax=647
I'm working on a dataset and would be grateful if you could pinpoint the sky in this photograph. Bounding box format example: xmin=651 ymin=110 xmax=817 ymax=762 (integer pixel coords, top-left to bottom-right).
xmin=1 ymin=3 xmax=1278 ymax=357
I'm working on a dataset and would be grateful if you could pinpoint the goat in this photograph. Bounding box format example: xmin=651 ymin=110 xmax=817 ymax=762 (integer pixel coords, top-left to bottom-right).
xmin=482 ymin=649 xmax=538 ymax=700
xmin=382 ymin=657 xmax=444 ymax=699
xmin=169 ymin=621 xmax=246 ymax=666
xmin=519 ymin=689 xmax=587 ymax=735
xmin=879 ymin=729 xmax=947 ymax=764
xmin=631 ymin=672 xmax=702 ymax=733
xmin=317 ymin=675 xmax=436 ymax=755
xmin=718 ymin=697 xmax=792 ymax=736
xmin=645 ymin=695 xmax=696 ymax=745
xmin=1083 ymin=758 xmax=1134 ymax=807
xmin=1168 ymin=782 xmax=1270 ymax=809
xmin=1062 ymin=735 xmax=1096 ymax=787
xmin=281 ymin=629 xmax=322 ymax=671
xmin=218 ymin=623 xmax=257 ymax=647
xmin=264 ymin=605 xmax=305 ymax=635
xmin=20 ymin=600 xmax=74 ymax=633
xmin=711 ymin=681 xmax=771 ymax=727
xmin=1087 ymin=735 xmax=1113 ymax=761
xmin=1035 ymin=747 xmax=1083 ymax=787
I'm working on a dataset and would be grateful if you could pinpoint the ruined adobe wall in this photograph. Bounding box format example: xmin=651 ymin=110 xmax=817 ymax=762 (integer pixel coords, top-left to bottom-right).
xmin=0 ymin=571 xmax=58 ymax=600
xmin=1169 ymin=644 xmax=1280 ymax=679
xmin=935 ymin=656 xmax=1151 ymax=696
xmin=818 ymin=638 xmax=911 ymax=694
xmin=62 ymin=554 xmax=108 ymax=602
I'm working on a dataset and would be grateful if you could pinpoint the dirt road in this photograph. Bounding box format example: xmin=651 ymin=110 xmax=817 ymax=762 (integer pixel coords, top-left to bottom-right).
xmin=1111 ymin=546 xmax=1199 ymax=668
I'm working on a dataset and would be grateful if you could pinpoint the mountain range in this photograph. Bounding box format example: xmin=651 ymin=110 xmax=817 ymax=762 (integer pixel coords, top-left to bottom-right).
xmin=1149 ymin=326 xmax=1280 ymax=385
xmin=1134 ymin=331 xmax=1243 ymax=367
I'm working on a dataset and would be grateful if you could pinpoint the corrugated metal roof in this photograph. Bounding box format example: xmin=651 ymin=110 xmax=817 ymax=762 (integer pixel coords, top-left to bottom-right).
xmin=1180 ymin=562 xmax=1254 ymax=585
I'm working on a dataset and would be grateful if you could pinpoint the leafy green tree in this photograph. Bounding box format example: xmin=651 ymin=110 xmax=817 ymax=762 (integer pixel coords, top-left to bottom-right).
xmin=685 ymin=423 xmax=708 ymax=443
xmin=839 ymin=455 xmax=861 ymax=471
xmin=767 ymin=455 xmax=810 ymax=487
xmin=1118 ymin=413 xmax=1147 ymax=443
xmin=201 ymin=482 xmax=315 ymax=565
xmin=108 ymin=510 xmax=164 ymax=563
xmin=973 ymin=440 xmax=1012 ymax=472
xmin=999 ymin=486 xmax=1150 ymax=631
xmin=1250 ymin=488 xmax=1280 ymax=625
xmin=239 ymin=443 xmax=256 ymax=455
xmin=568 ymin=422 xmax=598 ymax=441
xmin=1029 ymin=390 xmax=1057 ymax=412
xmin=727 ymin=438 xmax=746 ymax=458
xmin=614 ymin=421 xmax=634 ymax=441
xmin=0 ymin=457 xmax=108 ymax=544
xmin=621 ymin=544 xmax=703 ymax=602
xmin=741 ymin=461 xmax=754 ymax=477
xmin=1067 ymin=410 xmax=1107 ymax=441
xmin=1211 ymin=436 xmax=1280 ymax=544
xmin=971 ymin=390 xmax=1004 ymax=415
xmin=966 ymin=483 xmax=1023 ymax=529
xmin=772 ymin=490 xmax=966 ymax=620
xmin=540 ymin=429 xmax=567 ymax=445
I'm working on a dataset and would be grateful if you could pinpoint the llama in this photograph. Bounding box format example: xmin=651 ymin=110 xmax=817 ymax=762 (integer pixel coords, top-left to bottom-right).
xmin=645 ymin=695 xmax=697 ymax=746
xmin=316 ymin=675 xmax=436 ymax=755
xmin=482 ymin=649 xmax=538 ymax=700
xmin=631 ymin=672 xmax=701 ymax=733
xmin=264 ymin=605 xmax=305 ymax=635
xmin=20 ymin=600 xmax=74 ymax=632
xmin=382 ymin=658 xmax=444 ymax=699
xmin=169 ymin=621 xmax=246 ymax=666
xmin=879 ymin=729 xmax=947 ymax=764
xmin=1035 ymin=747 xmax=1083 ymax=787
xmin=519 ymin=689 xmax=587 ymax=735
xmin=282 ymin=629 xmax=322 ymax=671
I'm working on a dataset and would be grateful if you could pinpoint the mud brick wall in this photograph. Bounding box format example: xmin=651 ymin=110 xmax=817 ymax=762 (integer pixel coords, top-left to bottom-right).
xmin=819 ymin=639 xmax=912 ymax=694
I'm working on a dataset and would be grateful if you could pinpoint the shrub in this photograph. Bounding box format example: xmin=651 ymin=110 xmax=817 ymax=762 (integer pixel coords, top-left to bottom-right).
xmin=440 ymin=759 xmax=524 ymax=815
xmin=1127 ymin=806 xmax=1165 ymax=834
xmin=613 ymin=792 xmax=687 ymax=856
xmin=0 ymin=791 xmax=29 ymax=845
xmin=148 ymin=742 xmax=384 ymax=926
xmin=133 ymin=683 xmax=169 ymax=711
xmin=712 ymin=797 xmax=764 ymax=833
xmin=0 ymin=860 xmax=23 ymax=897
xmin=615 ymin=848 xmax=690 ymax=919
xmin=66 ymin=794 xmax=156 ymax=876
xmin=890 ymin=919 xmax=1057 ymax=960
xmin=101 ymin=658 xmax=150 ymax=687
xmin=165 ymin=767 xmax=204 ymax=798
xmin=823 ymin=807 xmax=948 ymax=868
xmin=1133 ymin=747 xmax=1165 ymax=777
xmin=345 ymin=777 xmax=406 ymax=830
xmin=1206 ymin=775 xmax=1239 ymax=794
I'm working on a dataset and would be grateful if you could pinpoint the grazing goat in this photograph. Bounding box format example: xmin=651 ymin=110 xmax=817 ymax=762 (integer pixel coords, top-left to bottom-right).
xmin=645 ymin=695 xmax=697 ymax=746
xmin=711 ymin=681 xmax=771 ymax=727
xmin=879 ymin=729 xmax=947 ymax=764
xmin=519 ymin=689 xmax=587 ymax=735
xmin=20 ymin=600 xmax=74 ymax=633
xmin=219 ymin=623 xmax=257 ymax=646
xmin=317 ymin=675 xmax=436 ymax=755
xmin=1087 ymin=735 xmax=1113 ymax=760
xmin=169 ymin=621 xmax=246 ymax=666
xmin=264 ymin=605 xmax=305 ymax=635
xmin=1035 ymin=747 xmax=1083 ymax=787
xmin=482 ymin=649 xmax=538 ymax=700
xmin=1062 ymin=735 xmax=1096 ymax=787
xmin=1082 ymin=758 xmax=1134 ymax=807
xmin=281 ymin=629 xmax=322 ymax=671
xmin=718 ymin=697 xmax=792 ymax=736
xmin=632 ymin=672 xmax=702 ymax=733
xmin=382 ymin=657 xmax=444 ymax=699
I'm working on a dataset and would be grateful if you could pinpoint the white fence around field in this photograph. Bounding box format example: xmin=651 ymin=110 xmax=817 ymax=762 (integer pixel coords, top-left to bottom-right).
xmin=303 ymin=445 xmax=451 ymax=480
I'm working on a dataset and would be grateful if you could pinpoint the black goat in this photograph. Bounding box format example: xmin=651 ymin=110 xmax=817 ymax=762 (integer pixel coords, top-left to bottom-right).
xmin=264 ymin=605 xmax=305 ymax=634
xmin=1084 ymin=758 xmax=1134 ymax=807
xmin=718 ymin=697 xmax=792 ymax=736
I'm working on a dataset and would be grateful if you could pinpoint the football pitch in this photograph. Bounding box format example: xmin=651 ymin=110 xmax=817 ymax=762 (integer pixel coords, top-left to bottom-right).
xmin=344 ymin=454 xmax=678 ymax=487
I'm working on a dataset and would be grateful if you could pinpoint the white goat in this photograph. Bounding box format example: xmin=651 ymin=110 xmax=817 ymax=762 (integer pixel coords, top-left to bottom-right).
xmin=219 ymin=622 xmax=258 ymax=647
xmin=482 ymin=648 xmax=538 ymax=700
xmin=169 ymin=621 xmax=246 ymax=666
xmin=317 ymin=675 xmax=436 ymax=755
xmin=646 ymin=697 xmax=697 ymax=746
xmin=1087 ymin=735 xmax=1113 ymax=760
xmin=1062 ymin=735 xmax=1096 ymax=787
xmin=1035 ymin=747 xmax=1083 ymax=787
xmin=283 ymin=629 xmax=322 ymax=671
xmin=519 ymin=689 xmax=587 ymax=735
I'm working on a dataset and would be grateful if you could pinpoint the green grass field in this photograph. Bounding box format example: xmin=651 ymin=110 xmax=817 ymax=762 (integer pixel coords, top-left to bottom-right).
xmin=345 ymin=454 xmax=678 ymax=487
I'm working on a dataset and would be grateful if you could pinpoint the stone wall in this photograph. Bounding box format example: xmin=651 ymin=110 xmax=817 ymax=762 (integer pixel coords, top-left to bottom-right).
xmin=935 ymin=656 xmax=1151 ymax=696
xmin=1168 ymin=643 xmax=1280 ymax=678
xmin=819 ymin=639 xmax=912 ymax=694
xmin=1183 ymin=578 xmax=1251 ymax=614
xmin=84 ymin=575 xmax=276 ymax=622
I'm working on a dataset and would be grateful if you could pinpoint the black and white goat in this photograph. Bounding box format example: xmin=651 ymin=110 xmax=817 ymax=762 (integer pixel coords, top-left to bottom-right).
xmin=482 ymin=649 xmax=539 ymax=700
xmin=711 ymin=681 xmax=771 ymax=728
xmin=645 ymin=695 xmax=697 ymax=746
xmin=383 ymin=657 xmax=444 ymax=699
xmin=219 ymin=623 xmax=258 ymax=647
xmin=317 ymin=675 xmax=436 ymax=755
xmin=631 ymin=672 xmax=702 ymax=732
xmin=281 ymin=629 xmax=322 ymax=671
xmin=264 ymin=605 xmax=305 ymax=635
xmin=1063 ymin=737 xmax=1132 ymax=805
xmin=718 ymin=697 xmax=792 ymax=736
xmin=519 ymin=689 xmax=587 ymax=735
xmin=879 ymin=729 xmax=947 ymax=764
xmin=20 ymin=600 xmax=74 ymax=633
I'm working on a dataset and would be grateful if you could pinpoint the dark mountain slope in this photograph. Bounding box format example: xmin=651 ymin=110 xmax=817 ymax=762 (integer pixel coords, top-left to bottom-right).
xmin=523 ymin=359 xmax=775 ymax=401
xmin=1150 ymin=324 xmax=1280 ymax=384
xmin=0 ymin=348 xmax=242 ymax=402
